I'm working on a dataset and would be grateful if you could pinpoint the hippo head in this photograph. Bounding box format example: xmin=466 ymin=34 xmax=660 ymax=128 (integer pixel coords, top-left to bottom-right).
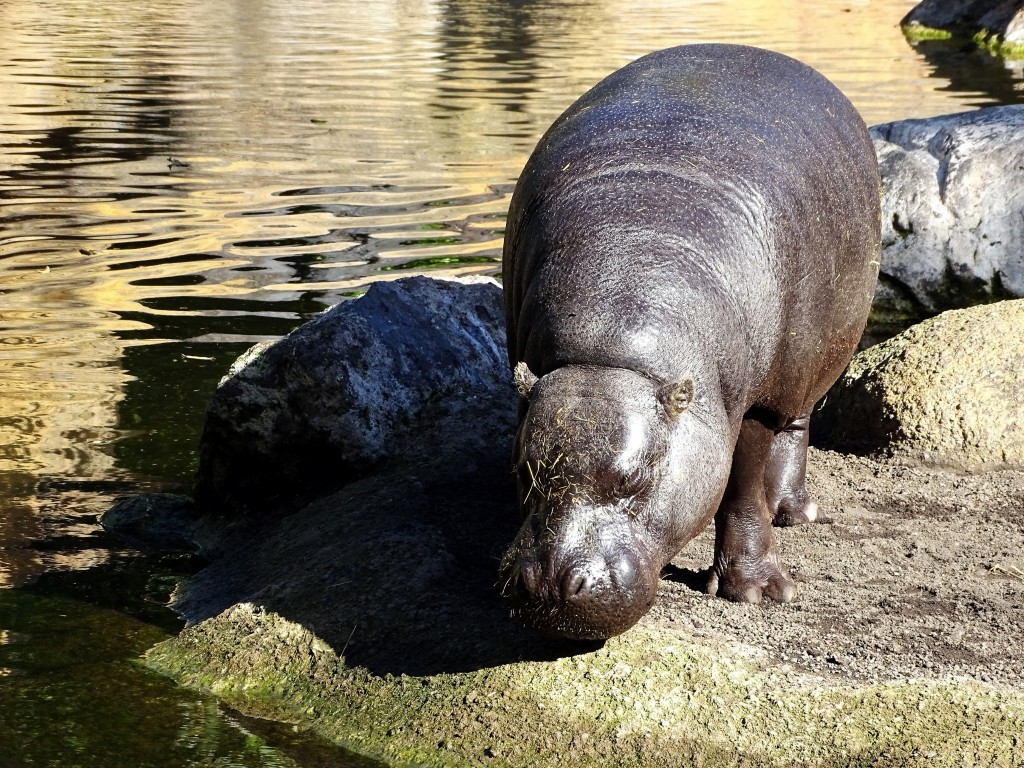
xmin=499 ymin=362 xmax=718 ymax=640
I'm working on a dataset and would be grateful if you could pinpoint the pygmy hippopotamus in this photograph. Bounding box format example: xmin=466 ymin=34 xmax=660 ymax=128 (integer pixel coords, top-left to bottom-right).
xmin=498 ymin=44 xmax=881 ymax=640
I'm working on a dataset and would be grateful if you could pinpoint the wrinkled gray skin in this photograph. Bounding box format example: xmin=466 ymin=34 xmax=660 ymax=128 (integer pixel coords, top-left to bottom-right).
xmin=499 ymin=44 xmax=881 ymax=641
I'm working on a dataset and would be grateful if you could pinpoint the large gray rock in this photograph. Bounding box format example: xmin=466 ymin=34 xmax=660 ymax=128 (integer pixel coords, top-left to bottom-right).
xmin=902 ymin=0 xmax=1024 ymax=52
xmin=871 ymin=106 xmax=1024 ymax=324
xmin=814 ymin=298 xmax=1024 ymax=471
xmin=191 ymin=275 xmax=513 ymax=518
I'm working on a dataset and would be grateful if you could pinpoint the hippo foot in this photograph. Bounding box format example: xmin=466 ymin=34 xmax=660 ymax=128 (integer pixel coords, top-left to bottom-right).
xmin=705 ymin=557 xmax=797 ymax=604
xmin=771 ymin=488 xmax=818 ymax=528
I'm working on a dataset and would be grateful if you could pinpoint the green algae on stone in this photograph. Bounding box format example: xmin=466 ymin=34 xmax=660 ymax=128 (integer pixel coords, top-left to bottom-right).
xmin=900 ymin=20 xmax=1024 ymax=60
xmin=145 ymin=604 xmax=1024 ymax=768
xmin=971 ymin=29 xmax=1024 ymax=60
xmin=900 ymin=24 xmax=954 ymax=42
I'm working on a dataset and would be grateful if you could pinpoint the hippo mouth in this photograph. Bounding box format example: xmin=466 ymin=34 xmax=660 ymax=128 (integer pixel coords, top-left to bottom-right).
xmin=501 ymin=546 xmax=659 ymax=641
xmin=509 ymin=589 xmax=657 ymax=641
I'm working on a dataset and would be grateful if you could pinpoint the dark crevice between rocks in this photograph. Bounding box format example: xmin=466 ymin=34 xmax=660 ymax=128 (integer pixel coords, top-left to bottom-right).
xmin=863 ymin=272 xmax=931 ymax=347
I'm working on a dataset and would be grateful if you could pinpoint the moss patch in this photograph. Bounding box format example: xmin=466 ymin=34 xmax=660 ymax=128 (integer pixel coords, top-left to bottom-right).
xmin=972 ymin=29 xmax=1024 ymax=61
xmin=146 ymin=605 xmax=1024 ymax=768
xmin=901 ymin=24 xmax=954 ymax=42
xmin=901 ymin=21 xmax=1024 ymax=60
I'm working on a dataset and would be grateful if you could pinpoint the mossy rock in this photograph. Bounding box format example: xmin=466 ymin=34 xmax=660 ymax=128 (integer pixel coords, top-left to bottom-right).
xmin=815 ymin=299 xmax=1024 ymax=470
xmin=901 ymin=0 xmax=1024 ymax=60
xmin=146 ymin=604 xmax=1024 ymax=767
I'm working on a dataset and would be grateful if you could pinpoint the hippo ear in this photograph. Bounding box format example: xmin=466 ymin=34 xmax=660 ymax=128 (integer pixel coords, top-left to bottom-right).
xmin=513 ymin=361 xmax=539 ymax=399
xmin=659 ymin=377 xmax=694 ymax=418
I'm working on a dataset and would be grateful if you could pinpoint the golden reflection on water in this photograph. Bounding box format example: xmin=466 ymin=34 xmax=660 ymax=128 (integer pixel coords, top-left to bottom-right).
xmin=1 ymin=0 xmax=1023 ymax=586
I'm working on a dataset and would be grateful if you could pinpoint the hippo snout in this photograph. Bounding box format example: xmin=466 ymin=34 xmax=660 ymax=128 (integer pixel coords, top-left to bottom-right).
xmin=503 ymin=545 xmax=657 ymax=641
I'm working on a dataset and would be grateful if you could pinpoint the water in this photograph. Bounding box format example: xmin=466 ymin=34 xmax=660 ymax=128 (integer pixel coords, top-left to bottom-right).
xmin=1 ymin=0 xmax=1022 ymax=764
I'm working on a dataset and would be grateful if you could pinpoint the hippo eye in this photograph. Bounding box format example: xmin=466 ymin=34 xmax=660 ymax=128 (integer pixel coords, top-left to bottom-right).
xmin=614 ymin=467 xmax=648 ymax=499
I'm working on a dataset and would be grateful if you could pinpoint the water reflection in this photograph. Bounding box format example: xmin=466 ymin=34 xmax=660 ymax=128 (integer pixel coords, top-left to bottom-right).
xmin=907 ymin=36 xmax=1024 ymax=108
xmin=2 ymin=0 xmax=1024 ymax=765
xmin=0 ymin=585 xmax=381 ymax=767
xmin=0 ymin=472 xmax=43 ymax=586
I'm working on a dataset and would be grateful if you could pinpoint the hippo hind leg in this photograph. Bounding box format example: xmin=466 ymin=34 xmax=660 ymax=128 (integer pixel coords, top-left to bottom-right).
xmin=766 ymin=414 xmax=819 ymax=527
xmin=706 ymin=412 xmax=799 ymax=604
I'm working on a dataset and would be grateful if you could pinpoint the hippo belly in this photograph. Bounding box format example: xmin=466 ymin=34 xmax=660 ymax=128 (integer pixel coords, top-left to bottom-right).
xmin=498 ymin=44 xmax=881 ymax=640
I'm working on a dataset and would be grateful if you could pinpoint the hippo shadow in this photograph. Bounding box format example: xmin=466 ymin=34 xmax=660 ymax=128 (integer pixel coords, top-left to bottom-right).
xmin=170 ymin=438 xmax=605 ymax=678
xmin=660 ymin=563 xmax=713 ymax=593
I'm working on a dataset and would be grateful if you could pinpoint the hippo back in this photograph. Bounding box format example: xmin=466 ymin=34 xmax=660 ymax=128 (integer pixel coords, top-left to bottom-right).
xmin=503 ymin=44 xmax=881 ymax=421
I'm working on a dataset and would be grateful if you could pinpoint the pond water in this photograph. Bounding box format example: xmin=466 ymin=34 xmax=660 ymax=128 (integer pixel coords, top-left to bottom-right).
xmin=1 ymin=0 xmax=1022 ymax=764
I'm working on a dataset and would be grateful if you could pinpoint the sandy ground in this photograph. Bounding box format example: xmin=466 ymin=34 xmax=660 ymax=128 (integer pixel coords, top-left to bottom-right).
xmin=652 ymin=447 xmax=1024 ymax=689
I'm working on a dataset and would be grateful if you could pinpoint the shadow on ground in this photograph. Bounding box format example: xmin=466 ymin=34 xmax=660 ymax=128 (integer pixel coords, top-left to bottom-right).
xmin=169 ymin=419 xmax=607 ymax=677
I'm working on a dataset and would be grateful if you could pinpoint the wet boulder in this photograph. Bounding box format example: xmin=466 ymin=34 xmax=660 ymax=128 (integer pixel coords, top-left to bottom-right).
xmin=814 ymin=298 xmax=1024 ymax=471
xmin=190 ymin=275 xmax=512 ymax=518
xmin=901 ymin=0 xmax=1024 ymax=55
xmin=870 ymin=105 xmax=1024 ymax=325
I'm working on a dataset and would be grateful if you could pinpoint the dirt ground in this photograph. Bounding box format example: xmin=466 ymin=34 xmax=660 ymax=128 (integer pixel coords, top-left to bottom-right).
xmin=651 ymin=447 xmax=1024 ymax=689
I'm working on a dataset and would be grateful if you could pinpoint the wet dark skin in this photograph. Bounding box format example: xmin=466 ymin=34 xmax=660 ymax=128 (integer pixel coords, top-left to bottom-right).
xmin=501 ymin=44 xmax=881 ymax=640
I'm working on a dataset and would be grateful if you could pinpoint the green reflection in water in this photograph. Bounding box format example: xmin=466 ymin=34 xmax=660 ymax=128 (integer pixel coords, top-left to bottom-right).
xmin=113 ymin=341 xmax=257 ymax=487
xmin=112 ymin=298 xmax=326 ymax=487
xmin=0 ymin=556 xmax=383 ymax=768
xmin=0 ymin=588 xmax=293 ymax=767
xmin=397 ymin=236 xmax=461 ymax=246
xmin=381 ymin=255 xmax=500 ymax=271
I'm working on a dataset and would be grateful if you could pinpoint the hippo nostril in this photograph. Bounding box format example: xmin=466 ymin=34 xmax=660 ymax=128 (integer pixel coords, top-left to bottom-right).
xmin=559 ymin=560 xmax=605 ymax=603
xmin=514 ymin=573 xmax=533 ymax=603
xmin=512 ymin=561 xmax=543 ymax=604
xmin=563 ymin=568 xmax=591 ymax=600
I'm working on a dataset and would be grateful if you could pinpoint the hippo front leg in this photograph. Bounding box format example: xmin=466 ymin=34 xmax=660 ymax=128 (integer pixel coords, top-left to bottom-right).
xmin=706 ymin=414 xmax=798 ymax=604
xmin=766 ymin=414 xmax=819 ymax=527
